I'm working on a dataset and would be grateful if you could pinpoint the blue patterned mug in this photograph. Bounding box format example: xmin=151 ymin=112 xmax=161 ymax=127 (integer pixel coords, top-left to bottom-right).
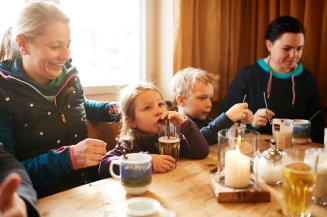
xmin=109 ymin=153 xmax=152 ymax=195
xmin=292 ymin=119 xmax=311 ymax=144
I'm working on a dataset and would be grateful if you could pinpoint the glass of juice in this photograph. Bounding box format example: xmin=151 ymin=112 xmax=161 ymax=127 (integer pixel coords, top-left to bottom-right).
xmin=282 ymin=148 xmax=318 ymax=217
xmin=158 ymin=123 xmax=180 ymax=168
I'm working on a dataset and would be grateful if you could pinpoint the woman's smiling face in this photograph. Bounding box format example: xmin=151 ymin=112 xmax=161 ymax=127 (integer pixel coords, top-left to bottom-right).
xmin=20 ymin=21 xmax=71 ymax=84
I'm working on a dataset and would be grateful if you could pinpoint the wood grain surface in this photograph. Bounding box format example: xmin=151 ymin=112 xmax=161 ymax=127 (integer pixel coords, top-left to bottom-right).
xmin=37 ymin=135 xmax=327 ymax=217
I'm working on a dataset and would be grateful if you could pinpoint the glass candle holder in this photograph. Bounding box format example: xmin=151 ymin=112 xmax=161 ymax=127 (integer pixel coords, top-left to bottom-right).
xmin=217 ymin=128 xmax=259 ymax=188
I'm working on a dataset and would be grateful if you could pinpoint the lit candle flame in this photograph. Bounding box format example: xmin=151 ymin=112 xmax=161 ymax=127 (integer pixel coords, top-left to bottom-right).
xmin=236 ymin=135 xmax=242 ymax=152
xmin=237 ymin=135 xmax=242 ymax=143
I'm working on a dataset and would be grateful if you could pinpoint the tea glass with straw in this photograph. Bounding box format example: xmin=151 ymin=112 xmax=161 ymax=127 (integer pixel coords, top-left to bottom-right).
xmin=158 ymin=119 xmax=181 ymax=168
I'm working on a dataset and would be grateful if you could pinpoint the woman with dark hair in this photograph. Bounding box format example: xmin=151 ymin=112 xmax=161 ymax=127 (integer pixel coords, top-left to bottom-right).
xmin=220 ymin=16 xmax=324 ymax=143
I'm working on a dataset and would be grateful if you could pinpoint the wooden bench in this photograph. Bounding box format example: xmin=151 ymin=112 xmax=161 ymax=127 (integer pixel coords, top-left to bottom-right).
xmin=87 ymin=121 xmax=121 ymax=151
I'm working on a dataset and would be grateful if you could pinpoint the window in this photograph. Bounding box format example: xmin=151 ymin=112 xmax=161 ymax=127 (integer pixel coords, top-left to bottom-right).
xmin=0 ymin=0 xmax=144 ymax=88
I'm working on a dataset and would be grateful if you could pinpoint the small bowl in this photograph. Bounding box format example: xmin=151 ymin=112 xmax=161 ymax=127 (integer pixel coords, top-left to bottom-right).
xmin=292 ymin=119 xmax=311 ymax=144
xmin=125 ymin=197 xmax=161 ymax=216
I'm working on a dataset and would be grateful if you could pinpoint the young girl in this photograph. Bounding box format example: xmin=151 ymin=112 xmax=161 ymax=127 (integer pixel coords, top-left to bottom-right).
xmin=98 ymin=82 xmax=209 ymax=177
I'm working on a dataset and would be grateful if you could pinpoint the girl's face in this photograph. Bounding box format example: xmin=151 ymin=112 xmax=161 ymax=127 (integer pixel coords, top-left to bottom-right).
xmin=266 ymin=33 xmax=304 ymax=74
xmin=19 ymin=22 xmax=71 ymax=84
xmin=128 ymin=90 xmax=168 ymax=135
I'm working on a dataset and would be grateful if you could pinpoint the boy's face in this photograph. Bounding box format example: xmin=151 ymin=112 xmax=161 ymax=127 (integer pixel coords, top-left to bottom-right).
xmin=181 ymin=81 xmax=214 ymax=120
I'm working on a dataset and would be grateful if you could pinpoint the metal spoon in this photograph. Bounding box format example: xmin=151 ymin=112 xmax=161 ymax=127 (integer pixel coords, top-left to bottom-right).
xmin=263 ymin=92 xmax=271 ymax=124
xmin=309 ymin=110 xmax=322 ymax=122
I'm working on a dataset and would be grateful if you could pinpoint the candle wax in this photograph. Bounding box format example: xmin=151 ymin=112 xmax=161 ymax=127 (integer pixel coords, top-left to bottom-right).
xmin=224 ymin=146 xmax=250 ymax=188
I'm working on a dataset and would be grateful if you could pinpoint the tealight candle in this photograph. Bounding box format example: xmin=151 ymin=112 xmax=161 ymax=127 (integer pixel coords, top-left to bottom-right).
xmin=224 ymin=144 xmax=250 ymax=188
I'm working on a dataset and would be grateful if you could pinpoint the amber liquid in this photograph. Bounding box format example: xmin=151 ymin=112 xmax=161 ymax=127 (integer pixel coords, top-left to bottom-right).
xmin=158 ymin=136 xmax=180 ymax=168
xmin=283 ymin=162 xmax=316 ymax=217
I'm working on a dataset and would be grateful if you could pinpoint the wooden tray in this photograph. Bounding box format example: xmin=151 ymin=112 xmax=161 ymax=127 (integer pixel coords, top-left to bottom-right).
xmin=209 ymin=173 xmax=271 ymax=203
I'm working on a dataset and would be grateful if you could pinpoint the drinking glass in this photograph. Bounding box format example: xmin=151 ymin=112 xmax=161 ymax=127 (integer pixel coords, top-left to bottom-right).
xmin=272 ymin=118 xmax=294 ymax=150
xmin=282 ymin=148 xmax=318 ymax=217
xmin=307 ymin=148 xmax=327 ymax=207
xmin=158 ymin=124 xmax=180 ymax=168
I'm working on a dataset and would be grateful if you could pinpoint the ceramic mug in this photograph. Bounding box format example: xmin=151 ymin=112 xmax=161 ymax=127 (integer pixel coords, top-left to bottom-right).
xmin=292 ymin=119 xmax=311 ymax=144
xmin=109 ymin=153 xmax=152 ymax=195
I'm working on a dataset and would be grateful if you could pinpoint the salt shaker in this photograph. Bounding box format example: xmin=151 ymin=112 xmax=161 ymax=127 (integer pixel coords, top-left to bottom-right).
xmin=254 ymin=140 xmax=283 ymax=185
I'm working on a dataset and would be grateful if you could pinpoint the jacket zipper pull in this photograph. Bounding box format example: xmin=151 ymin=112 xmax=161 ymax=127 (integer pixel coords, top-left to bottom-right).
xmin=60 ymin=111 xmax=67 ymax=123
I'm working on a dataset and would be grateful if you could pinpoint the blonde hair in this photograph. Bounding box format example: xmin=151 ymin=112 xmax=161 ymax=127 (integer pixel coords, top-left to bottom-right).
xmin=0 ymin=0 xmax=69 ymax=61
xmin=119 ymin=82 xmax=165 ymax=141
xmin=171 ymin=67 xmax=220 ymax=101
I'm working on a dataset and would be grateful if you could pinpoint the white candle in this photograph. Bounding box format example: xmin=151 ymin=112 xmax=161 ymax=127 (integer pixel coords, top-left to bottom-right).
xmin=224 ymin=145 xmax=250 ymax=188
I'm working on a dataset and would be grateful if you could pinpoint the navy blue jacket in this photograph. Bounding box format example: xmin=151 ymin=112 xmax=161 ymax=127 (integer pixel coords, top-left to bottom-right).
xmin=189 ymin=113 xmax=234 ymax=145
xmin=220 ymin=59 xmax=325 ymax=143
xmin=0 ymin=58 xmax=120 ymax=197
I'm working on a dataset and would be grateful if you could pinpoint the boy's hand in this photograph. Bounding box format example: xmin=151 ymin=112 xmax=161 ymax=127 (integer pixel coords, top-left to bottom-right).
xmin=161 ymin=111 xmax=186 ymax=125
xmin=151 ymin=154 xmax=175 ymax=173
xmin=241 ymin=109 xmax=254 ymax=124
xmin=226 ymin=103 xmax=251 ymax=123
xmin=251 ymin=108 xmax=275 ymax=128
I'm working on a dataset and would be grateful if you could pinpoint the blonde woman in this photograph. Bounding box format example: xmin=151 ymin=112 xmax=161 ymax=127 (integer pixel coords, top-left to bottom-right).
xmin=0 ymin=1 xmax=120 ymax=197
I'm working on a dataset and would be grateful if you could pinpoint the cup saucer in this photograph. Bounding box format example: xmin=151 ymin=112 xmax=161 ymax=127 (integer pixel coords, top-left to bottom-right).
xmin=126 ymin=197 xmax=160 ymax=216
xmin=106 ymin=197 xmax=176 ymax=217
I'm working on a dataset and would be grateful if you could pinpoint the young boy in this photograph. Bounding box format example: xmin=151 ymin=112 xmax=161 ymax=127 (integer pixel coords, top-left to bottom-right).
xmin=171 ymin=67 xmax=253 ymax=145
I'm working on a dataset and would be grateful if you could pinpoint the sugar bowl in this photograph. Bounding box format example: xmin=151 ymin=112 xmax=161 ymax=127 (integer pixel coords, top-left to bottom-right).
xmin=254 ymin=139 xmax=283 ymax=185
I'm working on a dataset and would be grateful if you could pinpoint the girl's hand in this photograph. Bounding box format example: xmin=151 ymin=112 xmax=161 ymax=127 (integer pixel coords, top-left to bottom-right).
xmin=161 ymin=111 xmax=186 ymax=125
xmin=251 ymin=108 xmax=275 ymax=128
xmin=151 ymin=154 xmax=175 ymax=173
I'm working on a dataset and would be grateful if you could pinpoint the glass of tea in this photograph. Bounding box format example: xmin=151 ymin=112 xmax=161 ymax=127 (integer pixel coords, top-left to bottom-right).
xmin=282 ymin=148 xmax=318 ymax=217
xmin=158 ymin=123 xmax=180 ymax=168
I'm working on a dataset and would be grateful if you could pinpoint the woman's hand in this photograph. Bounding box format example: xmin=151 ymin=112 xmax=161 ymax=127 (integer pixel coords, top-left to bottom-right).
xmin=151 ymin=154 xmax=175 ymax=173
xmin=0 ymin=173 xmax=27 ymax=217
xmin=251 ymin=108 xmax=275 ymax=128
xmin=161 ymin=111 xmax=186 ymax=126
xmin=73 ymin=139 xmax=107 ymax=169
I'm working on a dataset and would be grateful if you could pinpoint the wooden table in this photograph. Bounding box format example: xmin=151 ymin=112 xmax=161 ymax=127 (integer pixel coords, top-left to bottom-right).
xmin=37 ymin=136 xmax=327 ymax=217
